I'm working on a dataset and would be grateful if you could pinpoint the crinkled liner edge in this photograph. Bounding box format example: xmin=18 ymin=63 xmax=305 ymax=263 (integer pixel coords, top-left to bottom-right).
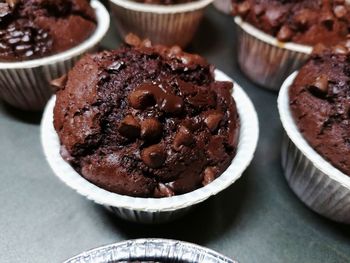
xmin=0 ymin=0 xmax=110 ymax=69
xmin=277 ymin=72 xmax=350 ymax=189
xmin=109 ymin=0 xmax=214 ymax=13
xmin=64 ymin=238 xmax=237 ymax=263
xmin=41 ymin=69 xmax=259 ymax=212
xmin=234 ymin=16 xmax=313 ymax=54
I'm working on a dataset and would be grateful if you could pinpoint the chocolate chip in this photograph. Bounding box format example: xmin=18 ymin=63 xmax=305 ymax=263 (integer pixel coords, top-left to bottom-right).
xmin=237 ymin=2 xmax=251 ymax=17
xmin=334 ymin=5 xmax=347 ymax=19
xmin=141 ymin=144 xmax=166 ymax=168
xmin=173 ymin=126 xmax=194 ymax=151
xmin=140 ymin=118 xmax=162 ymax=141
xmin=125 ymin=33 xmax=142 ymax=47
xmin=333 ymin=44 xmax=348 ymax=54
xmin=277 ymin=25 xmax=294 ymax=42
xmin=154 ymin=183 xmax=174 ymax=197
xmin=0 ymin=3 xmax=10 ymax=19
xmin=204 ymin=111 xmax=224 ymax=133
xmin=118 ymin=115 xmax=141 ymax=139
xmin=51 ymin=74 xmax=68 ymax=91
xmin=128 ymin=88 xmax=156 ymax=110
xmin=159 ymin=94 xmax=183 ymax=114
xmin=309 ymin=75 xmax=329 ymax=98
xmin=107 ymin=61 xmax=125 ymax=73
xmin=202 ymin=167 xmax=216 ymax=186
xmin=6 ymin=0 xmax=18 ymax=9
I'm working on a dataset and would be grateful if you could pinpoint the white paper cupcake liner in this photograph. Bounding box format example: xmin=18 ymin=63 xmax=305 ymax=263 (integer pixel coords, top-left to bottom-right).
xmin=0 ymin=0 xmax=110 ymax=111
xmin=278 ymin=72 xmax=350 ymax=224
xmin=234 ymin=17 xmax=312 ymax=91
xmin=109 ymin=0 xmax=213 ymax=48
xmin=213 ymin=0 xmax=232 ymax=14
xmin=64 ymin=239 xmax=237 ymax=263
xmin=41 ymin=69 xmax=259 ymax=224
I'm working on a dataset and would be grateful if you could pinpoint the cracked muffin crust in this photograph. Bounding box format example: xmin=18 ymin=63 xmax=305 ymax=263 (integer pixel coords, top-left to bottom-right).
xmin=53 ymin=35 xmax=240 ymax=198
xmin=0 ymin=0 xmax=96 ymax=61
xmin=232 ymin=0 xmax=350 ymax=46
xmin=290 ymin=42 xmax=350 ymax=176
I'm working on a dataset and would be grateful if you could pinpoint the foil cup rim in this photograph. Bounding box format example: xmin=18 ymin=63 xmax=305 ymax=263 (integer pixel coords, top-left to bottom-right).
xmin=64 ymin=238 xmax=237 ymax=263
xmin=0 ymin=0 xmax=110 ymax=69
xmin=41 ymin=69 xmax=259 ymax=212
xmin=277 ymin=71 xmax=350 ymax=189
xmin=234 ymin=16 xmax=313 ymax=54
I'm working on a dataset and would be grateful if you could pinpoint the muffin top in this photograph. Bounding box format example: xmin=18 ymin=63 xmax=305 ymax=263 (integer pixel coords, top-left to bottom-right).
xmin=290 ymin=42 xmax=350 ymax=176
xmin=0 ymin=0 xmax=96 ymax=62
xmin=133 ymin=0 xmax=196 ymax=4
xmin=232 ymin=0 xmax=350 ymax=46
xmin=53 ymin=35 xmax=240 ymax=198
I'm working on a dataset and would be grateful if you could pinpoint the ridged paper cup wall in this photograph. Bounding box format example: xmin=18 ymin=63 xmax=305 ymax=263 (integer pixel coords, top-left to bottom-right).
xmin=109 ymin=0 xmax=213 ymax=48
xmin=64 ymin=239 xmax=237 ymax=263
xmin=234 ymin=16 xmax=312 ymax=91
xmin=278 ymin=72 xmax=350 ymax=224
xmin=41 ymin=69 xmax=259 ymax=224
xmin=0 ymin=0 xmax=110 ymax=111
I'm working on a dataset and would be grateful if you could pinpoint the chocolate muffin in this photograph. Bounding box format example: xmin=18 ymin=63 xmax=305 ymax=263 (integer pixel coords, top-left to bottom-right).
xmin=0 ymin=0 xmax=96 ymax=61
xmin=232 ymin=0 xmax=350 ymax=46
xmin=53 ymin=35 xmax=240 ymax=198
xmin=133 ymin=0 xmax=195 ymax=4
xmin=289 ymin=42 xmax=350 ymax=176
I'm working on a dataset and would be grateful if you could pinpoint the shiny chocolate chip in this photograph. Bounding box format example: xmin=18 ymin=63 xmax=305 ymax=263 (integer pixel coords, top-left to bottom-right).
xmin=118 ymin=115 xmax=140 ymax=139
xmin=140 ymin=118 xmax=163 ymax=141
xmin=173 ymin=126 xmax=194 ymax=151
xmin=277 ymin=25 xmax=294 ymax=42
xmin=204 ymin=111 xmax=224 ymax=133
xmin=203 ymin=167 xmax=216 ymax=186
xmin=308 ymin=75 xmax=329 ymax=98
xmin=154 ymin=183 xmax=174 ymax=197
xmin=141 ymin=144 xmax=166 ymax=168
xmin=51 ymin=74 xmax=68 ymax=91
xmin=107 ymin=61 xmax=125 ymax=73
xmin=159 ymin=94 xmax=183 ymax=114
xmin=128 ymin=87 xmax=156 ymax=110
xmin=333 ymin=44 xmax=348 ymax=54
xmin=334 ymin=5 xmax=347 ymax=19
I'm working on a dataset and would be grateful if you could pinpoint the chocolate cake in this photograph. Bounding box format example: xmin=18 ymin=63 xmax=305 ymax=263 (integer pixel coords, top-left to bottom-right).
xmin=53 ymin=35 xmax=240 ymax=198
xmin=232 ymin=0 xmax=350 ymax=46
xmin=0 ymin=0 xmax=96 ymax=61
xmin=290 ymin=42 xmax=350 ymax=176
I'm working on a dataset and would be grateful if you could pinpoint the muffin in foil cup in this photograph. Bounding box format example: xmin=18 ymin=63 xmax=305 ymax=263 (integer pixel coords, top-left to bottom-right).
xmin=234 ymin=16 xmax=312 ymax=91
xmin=278 ymin=72 xmax=350 ymax=224
xmin=109 ymin=0 xmax=213 ymax=48
xmin=41 ymin=69 xmax=259 ymax=224
xmin=64 ymin=239 xmax=238 ymax=263
xmin=0 ymin=0 xmax=110 ymax=111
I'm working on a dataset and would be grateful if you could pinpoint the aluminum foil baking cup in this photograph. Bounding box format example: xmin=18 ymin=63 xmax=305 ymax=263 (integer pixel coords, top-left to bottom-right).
xmin=0 ymin=0 xmax=110 ymax=111
xmin=64 ymin=239 xmax=237 ymax=263
xmin=234 ymin=16 xmax=312 ymax=91
xmin=41 ymin=69 xmax=259 ymax=224
xmin=278 ymin=72 xmax=350 ymax=223
xmin=109 ymin=0 xmax=213 ymax=48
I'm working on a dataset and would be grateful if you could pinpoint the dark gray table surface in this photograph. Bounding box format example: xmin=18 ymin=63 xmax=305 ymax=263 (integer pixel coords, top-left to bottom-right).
xmin=1 ymin=6 xmax=350 ymax=263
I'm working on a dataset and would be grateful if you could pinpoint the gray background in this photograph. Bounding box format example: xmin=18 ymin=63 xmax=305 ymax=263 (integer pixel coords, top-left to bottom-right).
xmin=1 ymin=6 xmax=350 ymax=263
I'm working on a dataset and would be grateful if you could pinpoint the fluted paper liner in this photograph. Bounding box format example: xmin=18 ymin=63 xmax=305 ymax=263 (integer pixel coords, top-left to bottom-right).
xmin=0 ymin=0 xmax=110 ymax=111
xmin=41 ymin=70 xmax=259 ymax=224
xmin=234 ymin=16 xmax=312 ymax=91
xmin=278 ymin=72 xmax=350 ymax=223
xmin=109 ymin=0 xmax=213 ymax=48
xmin=64 ymin=239 xmax=237 ymax=263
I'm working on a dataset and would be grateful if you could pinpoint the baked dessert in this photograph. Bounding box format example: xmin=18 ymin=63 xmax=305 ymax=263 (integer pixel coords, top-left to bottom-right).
xmin=0 ymin=0 xmax=97 ymax=61
xmin=53 ymin=35 xmax=240 ymax=198
xmin=232 ymin=0 xmax=350 ymax=45
xmin=289 ymin=42 xmax=350 ymax=176
xmin=133 ymin=0 xmax=195 ymax=4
